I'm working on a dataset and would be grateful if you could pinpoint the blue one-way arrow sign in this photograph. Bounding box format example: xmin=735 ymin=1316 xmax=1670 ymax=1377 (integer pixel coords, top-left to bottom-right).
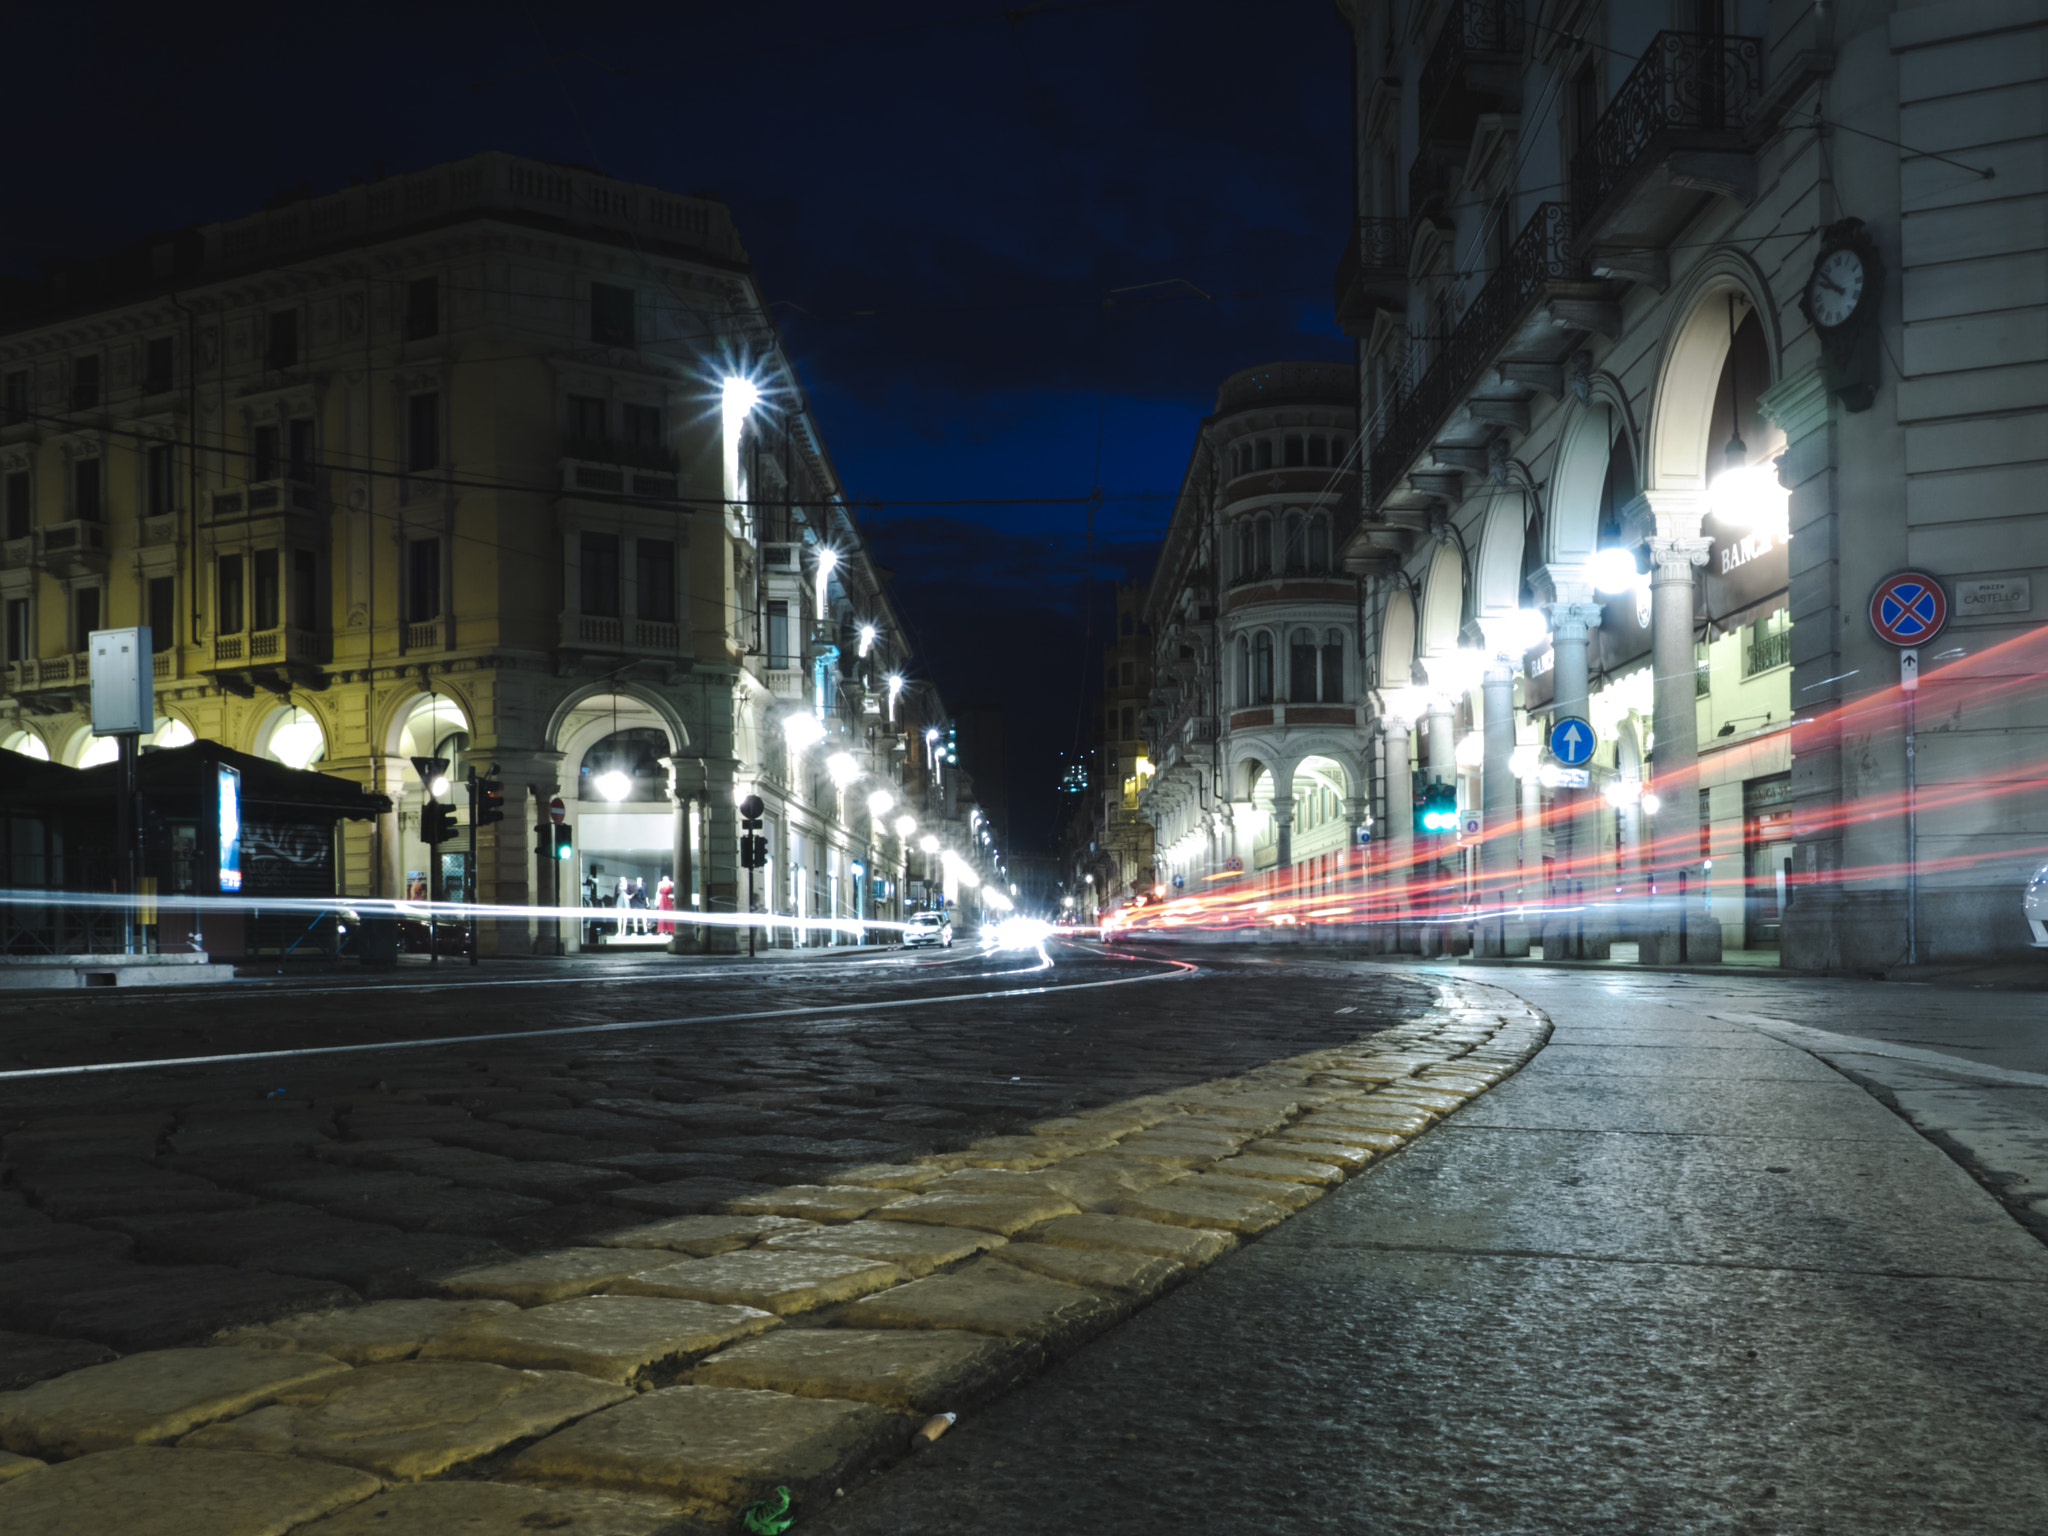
xmin=1549 ymin=716 xmax=1596 ymax=766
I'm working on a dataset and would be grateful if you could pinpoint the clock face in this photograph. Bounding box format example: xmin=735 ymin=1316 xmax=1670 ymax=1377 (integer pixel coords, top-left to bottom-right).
xmin=1807 ymin=246 xmax=1865 ymax=329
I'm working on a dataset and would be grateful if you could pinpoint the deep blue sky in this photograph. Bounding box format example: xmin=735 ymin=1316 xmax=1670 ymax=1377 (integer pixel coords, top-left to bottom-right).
xmin=6 ymin=1 xmax=1355 ymax=853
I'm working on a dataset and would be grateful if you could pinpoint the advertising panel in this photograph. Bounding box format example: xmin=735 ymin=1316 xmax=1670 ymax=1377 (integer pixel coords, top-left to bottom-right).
xmin=217 ymin=764 xmax=243 ymax=894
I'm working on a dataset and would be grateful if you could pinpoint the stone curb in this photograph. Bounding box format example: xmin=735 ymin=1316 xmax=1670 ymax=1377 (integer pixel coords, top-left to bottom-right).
xmin=0 ymin=978 xmax=1552 ymax=1534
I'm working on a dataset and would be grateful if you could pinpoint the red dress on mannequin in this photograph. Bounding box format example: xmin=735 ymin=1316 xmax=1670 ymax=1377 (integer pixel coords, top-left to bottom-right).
xmin=656 ymin=876 xmax=676 ymax=935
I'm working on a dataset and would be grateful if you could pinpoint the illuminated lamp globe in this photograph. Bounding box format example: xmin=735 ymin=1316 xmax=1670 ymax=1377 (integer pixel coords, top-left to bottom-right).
xmin=428 ymin=774 xmax=451 ymax=799
xmin=867 ymin=788 xmax=895 ymax=817
xmin=595 ymin=769 xmax=633 ymax=803
xmin=721 ymin=376 xmax=760 ymax=419
xmin=825 ymin=751 xmax=860 ymax=789
xmin=895 ymin=814 xmax=916 ymax=838
xmin=1707 ymin=461 xmax=1790 ymax=535
xmin=1588 ymin=547 xmax=1643 ymax=595
xmin=919 ymin=834 xmax=940 ymax=854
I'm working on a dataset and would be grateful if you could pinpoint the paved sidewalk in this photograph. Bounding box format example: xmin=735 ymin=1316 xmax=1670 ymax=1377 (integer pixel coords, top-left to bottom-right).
xmin=812 ymin=969 xmax=2048 ymax=1536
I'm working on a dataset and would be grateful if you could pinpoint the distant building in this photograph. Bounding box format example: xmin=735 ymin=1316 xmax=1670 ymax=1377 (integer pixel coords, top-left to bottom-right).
xmin=1064 ymin=582 xmax=1156 ymax=914
xmin=0 ymin=152 xmax=998 ymax=953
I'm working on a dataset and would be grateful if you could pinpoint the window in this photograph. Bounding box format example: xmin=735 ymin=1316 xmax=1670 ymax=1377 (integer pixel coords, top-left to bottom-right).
xmin=218 ymin=554 xmax=245 ymax=633
xmin=1120 ymin=707 xmax=1133 ymax=738
xmin=622 ymin=403 xmax=662 ymax=449
xmin=406 ymin=393 xmax=439 ymax=473
xmin=636 ymin=538 xmax=675 ymax=623
xmin=253 ymin=424 xmax=280 ymax=483
xmin=1235 ymin=519 xmax=1254 ymax=579
xmin=1120 ymin=661 xmax=1134 ymax=686
xmin=288 ymin=418 xmax=314 ymax=482
xmin=1284 ymin=435 xmax=1304 ymax=467
xmin=592 ymin=283 xmax=635 ymax=346
xmin=405 ymin=278 xmax=439 ymax=340
xmin=73 ymin=458 xmax=102 ymax=521
xmin=1308 ymin=435 xmax=1328 ymax=467
xmin=144 ymin=338 xmax=173 ymax=395
xmin=1284 ymin=513 xmax=1306 ymax=573
xmin=767 ymin=599 xmax=790 ymax=667
xmin=266 ymin=311 xmax=298 ymax=370
xmin=1255 ymin=438 xmax=1273 ymax=471
xmin=1322 ymin=629 xmax=1345 ymax=703
xmin=252 ymin=549 xmax=280 ymax=632
xmin=2 ymin=370 xmax=25 ymax=424
xmin=73 ymin=588 xmax=99 ymax=650
xmin=1290 ymin=628 xmax=1318 ymax=701
xmin=146 ymin=445 xmax=174 ymax=517
xmin=1254 ymin=516 xmax=1272 ymax=575
xmin=1236 ymin=636 xmax=1250 ymax=705
xmin=72 ymin=357 xmax=100 ymax=410
xmin=294 ymin=551 xmax=318 ymax=628
xmin=7 ymin=598 xmax=30 ymax=663
xmin=1308 ymin=513 xmax=1330 ymax=572
xmin=5 ymin=471 xmax=28 ymax=539
xmin=407 ymin=538 xmax=441 ymax=624
xmin=1253 ymin=632 xmax=1275 ymax=704
xmin=579 ymin=532 xmax=620 ymax=618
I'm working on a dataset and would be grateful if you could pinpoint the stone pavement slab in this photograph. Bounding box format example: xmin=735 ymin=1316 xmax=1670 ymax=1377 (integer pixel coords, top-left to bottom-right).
xmin=985 ymin=1241 xmax=1183 ymax=1297
xmin=724 ymin=1185 xmax=909 ymax=1221
xmin=1024 ymin=1212 xmax=1234 ymax=1265
xmin=594 ymin=1213 xmax=817 ymax=1256
xmin=247 ymin=1232 xmax=510 ymax=1299
xmin=0 ymin=1448 xmax=42 ymax=1482
xmin=0 ymin=1446 xmax=380 ymax=1536
xmin=291 ymin=1480 xmax=693 ymax=1536
xmin=602 ymin=1178 xmax=772 ymax=1216
xmin=0 ymin=1346 xmax=350 ymax=1459
xmin=437 ymin=1248 xmax=666 ymax=1305
xmin=420 ymin=1295 xmax=779 ymax=1383
xmin=758 ymin=1218 xmax=1005 ymax=1275
xmin=838 ymin=1257 xmax=1124 ymax=1352
xmin=691 ymin=1328 xmax=1032 ymax=1413
xmin=873 ymin=1191 xmax=1080 ymax=1235
xmin=1210 ymin=1152 xmax=1346 ymax=1185
xmin=216 ymin=1300 xmax=521 ymax=1364
xmin=611 ymin=1250 xmax=905 ymax=1314
xmin=506 ymin=1382 xmax=910 ymax=1516
xmin=825 ymin=1162 xmax=947 ymax=1189
xmin=1112 ymin=1183 xmax=1290 ymax=1235
xmin=1184 ymin=1171 xmax=1323 ymax=1210
xmin=180 ymin=1360 xmax=629 ymax=1480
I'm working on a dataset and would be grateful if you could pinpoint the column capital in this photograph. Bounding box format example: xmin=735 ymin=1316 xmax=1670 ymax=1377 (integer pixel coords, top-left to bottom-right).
xmin=1757 ymin=362 xmax=1829 ymax=443
xmin=1648 ymin=535 xmax=1713 ymax=571
xmin=1532 ymin=564 xmax=1600 ymax=609
xmin=1629 ymin=489 xmax=1709 ymax=541
xmin=1544 ymin=600 xmax=1606 ymax=642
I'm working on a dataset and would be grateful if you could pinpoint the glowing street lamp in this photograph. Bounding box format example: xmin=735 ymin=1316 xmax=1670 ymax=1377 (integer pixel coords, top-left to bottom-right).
xmin=894 ymin=814 xmax=916 ymax=838
xmin=826 ymin=751 xmax=860 ymax=790
xmin=858 ymin=622 xmax=877 ymax=658
xmin=814 ymin=546 xmax=838 ymax=620
xmin=1588 ymin=546 xmax=1643 ymax=595
xmin=721 ymin=376 xmax=759 ymax=527
xmin=867 ymin=788 xmax=895 ymax=817
xmin=919 ymin=834 xmax=939 ymax=854
xmin=594 ymin=769 xmax=632 ymax=803
xmin=781 ymin=711 xmax=826 ymax=753
xmin=885 ymin=673 xmax=904 ymax=721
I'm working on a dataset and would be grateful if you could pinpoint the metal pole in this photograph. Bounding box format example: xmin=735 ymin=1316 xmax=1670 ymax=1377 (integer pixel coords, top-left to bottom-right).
xmin=428 ymin=799 xmax=438 ymax=967
xmin=467 ymin=769 xmax=479 ymax=967
xmin=1906 ymin=689 xmax=1918 ymax=966
xmin=748 ymin=863 xmax=757 ymax=958
xmin=117 ymin=733 xmax=138 ymax=956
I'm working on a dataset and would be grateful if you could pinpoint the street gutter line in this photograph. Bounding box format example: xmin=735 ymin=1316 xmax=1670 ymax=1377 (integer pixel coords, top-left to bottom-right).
xmin=0 ymin=948 xmax=1200 ymax=1082
xmin=1713 ymin=1013 xmax=2048 ymax=1090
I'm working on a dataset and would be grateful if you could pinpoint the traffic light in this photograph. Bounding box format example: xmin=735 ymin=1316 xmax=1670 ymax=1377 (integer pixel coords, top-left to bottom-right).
xmin=421 ymin=803 xmax=458 ymax=845
xmin=472 ymin=767 xmax=504 ymax=826
xmin=740 ymin=833 xmax=768 ymax=870
xmin=554 ymin=825 xmax=574 ymax=861
xmin=1414 ymin=783 xmax=1458 ymax=835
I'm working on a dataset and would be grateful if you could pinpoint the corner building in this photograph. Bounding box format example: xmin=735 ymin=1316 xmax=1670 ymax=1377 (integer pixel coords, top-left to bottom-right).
xmin=1330 ymin=0 xmax=2048 ymax=967
xmin=0 ymin=153 xmax=950 ymax=953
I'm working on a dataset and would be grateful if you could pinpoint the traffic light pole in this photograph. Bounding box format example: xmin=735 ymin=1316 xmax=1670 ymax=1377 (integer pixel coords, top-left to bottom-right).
xmin=466 ymin=768 xmax=479 ymax=967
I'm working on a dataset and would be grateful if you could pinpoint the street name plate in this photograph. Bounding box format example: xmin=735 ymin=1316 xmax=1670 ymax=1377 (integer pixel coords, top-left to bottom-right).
xmin=1955 ymin=576 xmax=2030 ymax=619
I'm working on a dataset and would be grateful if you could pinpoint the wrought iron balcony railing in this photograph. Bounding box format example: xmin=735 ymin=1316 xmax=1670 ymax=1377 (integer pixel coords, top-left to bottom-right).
xmin=1570 ymin=31 xmax=1763 ymax=237
xmin=1369 ymin=203 xmax=1582 ymax=505
xmin=1418 ymin=0 xmax=1524 ymax=141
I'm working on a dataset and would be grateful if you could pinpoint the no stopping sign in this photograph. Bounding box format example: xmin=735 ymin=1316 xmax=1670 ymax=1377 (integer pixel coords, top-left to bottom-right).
xmin=1869 ymin=572 xmax=1947 ymax=647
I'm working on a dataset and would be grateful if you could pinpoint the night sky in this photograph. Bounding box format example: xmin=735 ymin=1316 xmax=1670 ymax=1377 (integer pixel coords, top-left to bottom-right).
xmin=7 ymin=1 xmax=1355 ymax=854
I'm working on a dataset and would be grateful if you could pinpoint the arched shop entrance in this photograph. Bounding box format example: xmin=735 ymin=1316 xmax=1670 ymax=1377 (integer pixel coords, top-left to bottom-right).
xmin=391 ymin=693 xmax=473 ymax=908
xmin=556 ymin=693 xmax=684 ymax=948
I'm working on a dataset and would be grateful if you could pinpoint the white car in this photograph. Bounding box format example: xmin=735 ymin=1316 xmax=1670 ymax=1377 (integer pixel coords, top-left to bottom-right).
xmin=903 ymin=911 xmax=953 ymax=949
xmin=2026 ymin=863 xmax=2048 ymax=947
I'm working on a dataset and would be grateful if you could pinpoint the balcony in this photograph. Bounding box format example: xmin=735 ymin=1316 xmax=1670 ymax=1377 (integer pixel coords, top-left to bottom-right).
xmin=1418 ymin=0 xmax=1524 ymax=145
xmin=207 ymin=628 xmax=330 ymax=696
xmin=556 ymin=611 xmax=686 ymax=664
xmin=560 ymin=458 xmax=680 ymax=502
xmin=1334 ymin=218 xmax=1411 ymax=337
xmin=1367 ymin=203 xmax=1600 ymax=510
xmin=210 ymin=479 xmax=319 ymax=523
xmin=1570 ymin=32 xmax=1764 ymax=273
xmin=763 ymin=668 xmax=807 ymax=699
xmin=3 ymin=652 xmax=89 ymax=694
xmin=33 ymin=520 xmax=110 ymax=576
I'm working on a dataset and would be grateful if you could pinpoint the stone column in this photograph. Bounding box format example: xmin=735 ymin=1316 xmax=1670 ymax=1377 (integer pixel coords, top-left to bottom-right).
xmin=1272 ymin=785 xmax=1295 ymax=886
xmin=370 ymin=755 xmax=408 ymax=902
xmin=1377 ymin=711 xmax=1414 ymax=948
xmin=1541 ymin=588 xmax=1606 ymax=950
xmin=1476 ymin=646 xmax=1519 ymax=957
xmin=1423 ymin=696 xmax=1456 ymax=788
xmin=482 ymin=749 xmax=563 ymax=958
xmin=1643 ymin=490 xmax=1712 ymax=963
xmin=701 ymin=758 xmax=741 ymax=953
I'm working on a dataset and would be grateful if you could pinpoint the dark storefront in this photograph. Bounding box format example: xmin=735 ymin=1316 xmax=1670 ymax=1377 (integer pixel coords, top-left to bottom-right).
xmin=0 ymin=741 xmax=388 ymax=958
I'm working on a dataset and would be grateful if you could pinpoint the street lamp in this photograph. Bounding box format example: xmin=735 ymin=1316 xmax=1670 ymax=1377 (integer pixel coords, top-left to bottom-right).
xmin=858 ymin=622 xmax=877 ymax=657
xmin=781 ymin=711 xmax=825 ymax=753
xmin=885 ymin=673 xmax=904 ymax=721
xmin=721 ymin=376 xmax=759 ymax=530
xmin=1588 ymin=546 xmax=1643 ymax=595
xmin=867 ymin=789 xmax=894 ymax=817
xmin=814 ymin=546 xmax=838 ymax=620
xmin=826 ymin=751 xmax=859 ymax=789
xmin=594 ymin=768 xmax=632 ymax=803
xmin=895 ymin=814 xmax=916 ymax=838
